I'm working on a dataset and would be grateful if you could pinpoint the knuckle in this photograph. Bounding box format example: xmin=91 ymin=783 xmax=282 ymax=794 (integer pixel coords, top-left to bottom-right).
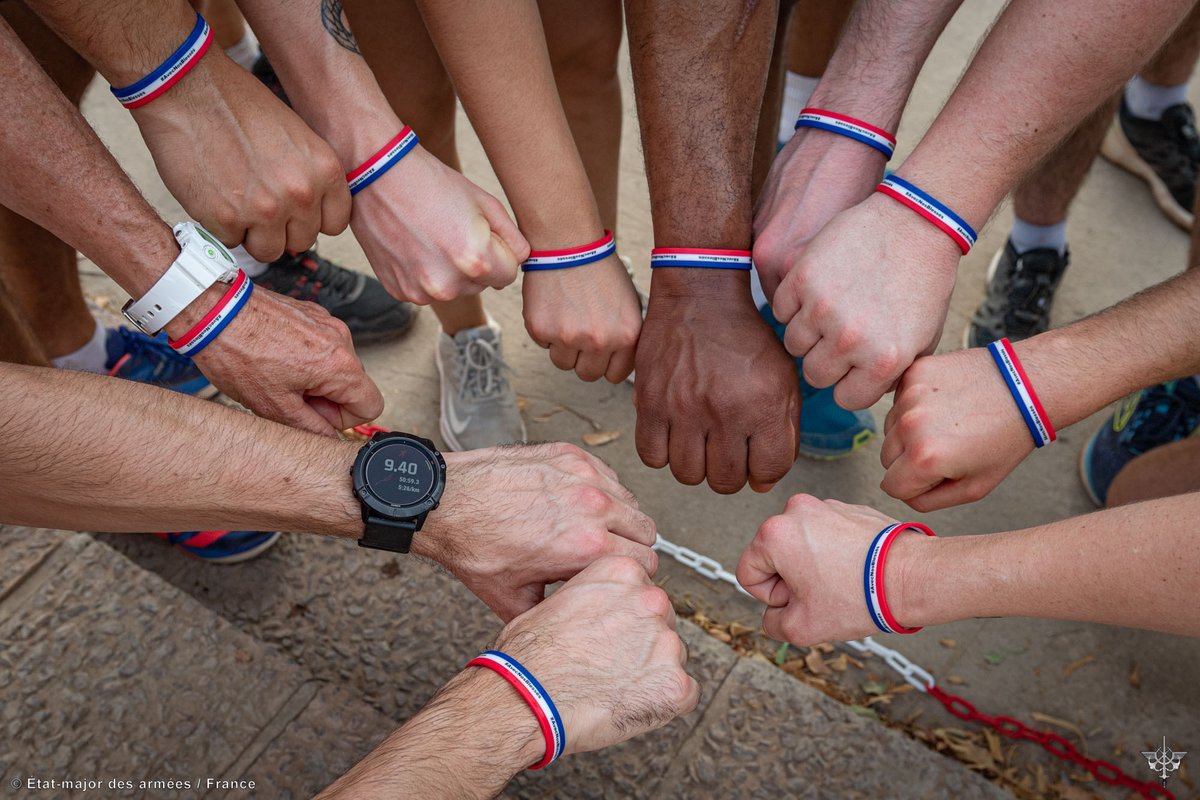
xmin=784 ymin=493 xmax=817 ymax=513
xmin=602 ymin=555 xmax=646 ymax=584
xmin=641 ymin=585 xmax=672 ymax=617
xmin=756 ymin=515 xmax=792 ymax=547
xmin=573 ymin=485 xmax=612 ymax=515
xmin=575 ymin=527 xmax=610 ymax=560
xmin=870 ymin=346 xmax=902 ymax=379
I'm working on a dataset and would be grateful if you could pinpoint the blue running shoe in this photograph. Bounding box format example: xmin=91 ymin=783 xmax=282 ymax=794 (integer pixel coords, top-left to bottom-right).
xmin=105 ymin=326 xmax=216 ymax=398
xmin=156 ymin=531 xmax=282 ymax=564
xmin=758 ymin=304 xmax=877 ymax=460
xmin=1079 ymin=378 xmax=1200 ymax=505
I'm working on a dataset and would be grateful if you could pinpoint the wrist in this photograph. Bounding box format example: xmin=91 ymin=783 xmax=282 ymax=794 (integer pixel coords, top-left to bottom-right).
xmin=442 ymin=667 xmax=546 ymax=773
xmin=408 ymin=450 xmax=472 ymax=566
xmin=886 ymin=531 xmax=942 ymax=629
xmin=93 ymin=5 xmax=200 ymax=88
xmin=648 ymin=262 xmax=753 ymax=303
xmin=861 ymin=191 xmax=963 ymax=269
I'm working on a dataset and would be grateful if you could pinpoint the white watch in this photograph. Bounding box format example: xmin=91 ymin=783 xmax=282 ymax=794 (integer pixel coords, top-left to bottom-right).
xmin=122 ymin=222 xmax=239 ymax=335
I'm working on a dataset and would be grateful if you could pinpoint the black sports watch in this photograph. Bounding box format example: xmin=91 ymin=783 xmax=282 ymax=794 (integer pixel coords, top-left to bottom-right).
xmin=351 ymin=431 xmax=447 ymax=554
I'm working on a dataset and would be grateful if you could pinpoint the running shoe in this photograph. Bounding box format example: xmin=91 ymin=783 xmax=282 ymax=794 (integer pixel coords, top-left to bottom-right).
xmin=965 ymin=239 xmax=1069 ymax=348
xmin=156 ymin=531 xmax=282 ymax=564
xmin=434 ymin=318 xmax=526 ymax=451
xmin=1101 ymin=98 xmax=1200 ymax=230
xmin=759 ymin=304 xmax=876 ymax=460
xmin=254 ymin=250 xmax=418 ymax=345
xmin=106 ymin=326 xmax=216 ymax=398
xmin=1079 ymin=378 xmax=1200 ymax=505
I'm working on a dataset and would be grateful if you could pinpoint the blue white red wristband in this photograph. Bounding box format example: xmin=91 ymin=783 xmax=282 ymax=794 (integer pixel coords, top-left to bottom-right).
xmin=650 ymin=247 xmax=752 ymax=270
xmin=876 ymin=176 xmax=977 ymax=255
xmin=794 ymin=108 xmax=896 ymax=159
xmin=347 ymin=127 xmax=419 ymax=196
xmin=168 ymin=269 xmax=252 ymax=357
xmin=467 ymin=650 xmax=565 ymax=770
xmin=110 ymin=13 xmax=213 ymax=109
xmin=522 ymin=230 xmax=615 ymax=271
xmin=987 ymin=337 xmax=1056 ymax=448
xmin=863 ymin=522 xmax=936 ymax=635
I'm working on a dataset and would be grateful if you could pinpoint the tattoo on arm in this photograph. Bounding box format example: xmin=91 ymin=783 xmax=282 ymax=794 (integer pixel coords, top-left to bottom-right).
xmin=320 ymin=0 xmax=360 ymax=54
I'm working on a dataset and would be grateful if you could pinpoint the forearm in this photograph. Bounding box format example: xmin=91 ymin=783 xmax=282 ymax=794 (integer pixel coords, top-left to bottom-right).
xmin=414 ymin=0 xmax=600 ymax=246
xmin=1014 ymin=267 xmax=1200 ymax=431
xmin=899 ymin=493 xmax=1200 ymax=635
xmin=0 ymin=363 xmax=362 ymax=537
xmin=807 ymin=0 xmax=963 ymax=128
xmin=317 ymin=669 xmax=540 ymax=799
xmin=899 ymin=0 xmax=1192 ymax=225
xmin=239 ymin=0 xmax=404 ymax=170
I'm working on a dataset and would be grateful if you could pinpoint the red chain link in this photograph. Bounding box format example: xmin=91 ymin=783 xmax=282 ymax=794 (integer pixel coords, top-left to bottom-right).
xmin=926 ymin=686 xmax=1172 ymax=799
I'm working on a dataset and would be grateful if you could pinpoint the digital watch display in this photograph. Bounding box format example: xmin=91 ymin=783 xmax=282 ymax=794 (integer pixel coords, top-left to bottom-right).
xmin=351 ymin=431 xmax=446 ymax=554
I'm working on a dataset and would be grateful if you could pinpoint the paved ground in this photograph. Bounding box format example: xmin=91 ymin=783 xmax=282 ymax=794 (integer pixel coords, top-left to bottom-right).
xmin=3 ymin=1 xmax=1197 ymax=798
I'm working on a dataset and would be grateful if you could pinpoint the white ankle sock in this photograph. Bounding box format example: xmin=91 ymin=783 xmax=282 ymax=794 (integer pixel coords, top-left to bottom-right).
xmin=224 ymin=32 xmax=260 ymax=72
xmin=52 ymin=318 xmax=108 ymax=373
xmin=229 ymin=244 xmax=270 ymax=277
xmin=1125 ymin=76 xmax=1189 ymax=121
xmin=778 ymin=72 xmax=821 ymax=144
xmin=750 ymin=266 xmax=769 ymax=310
xmin=1009 ymin=217 xmax=1067 ymax=256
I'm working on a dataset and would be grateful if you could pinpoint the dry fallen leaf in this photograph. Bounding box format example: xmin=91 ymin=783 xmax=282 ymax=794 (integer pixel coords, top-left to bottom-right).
xmin=1062 ymin=654 xmax=1096 ymax=678
xmin=234 ymin=650 xmax=253 ymax=663
xmin=947 ymin=675 xmax=966 ymax=685
xmin=983 ymin=728 xmax=1004 ymax=764
xmin=582 ymin=429 xmax=621 ymax=447
xmin=706 ymin=627 xmax=732 ymax=643
xmin=805 ymin=649 xmax=831 ymax=676
xmin=1031 ymin=712 xmax=1086 ymax=746
xmin=532 ymin=407 xmax=565 ymax=423
xmin=940 ymin=638 xmax=957 ymax=648
xmin=1129 ymin=661 xmax=1141 ymax=689
xmin=728 ymin=622 xmax=754 ymax=638
xmin=380 ymin=560 xmax=400 ymax=579
xmin=517 ymin=397 xmax=529 ymax=412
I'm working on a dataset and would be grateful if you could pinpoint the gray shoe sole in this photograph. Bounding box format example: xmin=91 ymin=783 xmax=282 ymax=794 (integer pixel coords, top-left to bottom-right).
xmin=1100 ymin=119 xmax=1194 ymax=231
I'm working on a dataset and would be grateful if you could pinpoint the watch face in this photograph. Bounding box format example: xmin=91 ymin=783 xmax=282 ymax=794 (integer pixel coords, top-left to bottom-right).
xmin=363 ymin=442 xmax=437 ymax=509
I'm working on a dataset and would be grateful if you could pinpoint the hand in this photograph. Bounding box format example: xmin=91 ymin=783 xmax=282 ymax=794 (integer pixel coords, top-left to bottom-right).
xmin=132 ymin=53 xmax=350 ymax=261
xmin=493 ymin=556 xmax=701 ymax=755
xmin=415 ymin=443 xmax=659 ymax=621
xmin=752 ymin=133 xmax=886 ymax=302
xmin=350 ymin=147 xmax=529 ymax=304
xmin=737 ymin=494 xmax=930 ymax=645
xmin=522 ymin=253 xmax=642 ymax=383
xmin=881 ymin=348 xmax=1035 ymax=511
xmin=634 ymin=270 xmax=799 ymax=494
xmin=771 ymin=193 xmax=961 ymax=410
xmin=177 ymin=288 xmax=383 ymax=435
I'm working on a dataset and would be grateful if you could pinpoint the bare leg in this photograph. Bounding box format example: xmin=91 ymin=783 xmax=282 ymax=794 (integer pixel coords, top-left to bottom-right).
xmin=539 ymin=0 xmax=623 ymax=232
xmin=1106 ymin=435 xmax=1200 ymax=506
xmin=786 ymin=0 xmax=851 ymax=76
xmin=199 ymin=0 xmax=248 ymax=49
xmin=345 ymin=0 xmax=487 ymax=334
xmin=0 ymin=2 xmax=95 ymax=359
xmin=1141 ymin=0 xmax=1200 ymax=86
xmin=0 ymin=274 xmax=47 ymax=366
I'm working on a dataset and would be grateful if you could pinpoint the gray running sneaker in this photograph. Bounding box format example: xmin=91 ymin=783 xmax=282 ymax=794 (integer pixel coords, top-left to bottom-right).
xmin=964 ymin=239 xmax=1069 ymax=348
xmin=1101 ymin=98 xmax=1199 ymax=230
xmin=434 ymin=319 xmax=527 ymax=451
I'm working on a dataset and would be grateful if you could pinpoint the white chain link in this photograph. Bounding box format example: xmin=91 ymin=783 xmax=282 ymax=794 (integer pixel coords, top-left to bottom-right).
xmin=653 ymin=535 xmax=936 ymax=692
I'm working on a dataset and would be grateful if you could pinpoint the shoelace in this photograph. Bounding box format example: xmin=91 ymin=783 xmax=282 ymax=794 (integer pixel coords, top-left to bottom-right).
xmin=1154 ymin=105 xmax=1200 ymax=174
xmin=109 ymin=328 xmax=194 ymax=377
xmin=1122 ymin=381 xmax=1200 ymax=454
xmin=982 ymin=252 xmax=1063 ymax=338
xmin=458 ymin=337 xmax=511 ymax=402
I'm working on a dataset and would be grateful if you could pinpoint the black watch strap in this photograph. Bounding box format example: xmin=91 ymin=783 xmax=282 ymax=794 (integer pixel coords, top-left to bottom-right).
xmin=359 ymin=515 xmax=422 ymax=554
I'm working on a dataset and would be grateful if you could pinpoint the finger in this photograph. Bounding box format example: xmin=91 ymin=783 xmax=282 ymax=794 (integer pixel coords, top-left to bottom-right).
xmin=284 ymin=214 xmax=321 ymax=255
xmin=604 ymin=497 xmax=657 ymax=546
xmin=907 ymin=477 xmax=987 ymax=513
xmin=800 ymin=336 xmax=850 ymax=390
xmin=678 ymin=673 xmax=702 ymax=714
xmin=574 ymin=348 xmax=610 ymax=383
xmin=883 ymin=401 xmax=901 ymax=437
xmin=782 ymin=315 xmax=820 ymax=358
xmin=879 ymin=426 xmax=905 ymax=469
xmin=735 ymin=534 xmax=785 ymax=604
xmin=879 ymin=452 xmax=943 ymax=501
xmin=307 ymin=395 xmax=351 ymax=431
xmin=310 ymin=368 xmax=386 ymax=430
xmin=243 ymin=224 xmax=288 ymax=264
xmin=771 ymin=271 xmax=802 ymax=324
xmin=481 ymin=196 xmax=530 ymax=264
xmin=547 ymin=343 xmax=580 ymax=373
xmin=319 ymin=182 xmax=353 ymax=236
xmin=273 ymin=393 xmax=339 ymax=436
xmin=704 ymin=432 xmax=749 ymax=495
xmin=634 ymin=401 xmax=669 ymax=470
xmin=762 ymin=604 xmax=808 ymax=645
xmin=667 ymin=425 xmax=706 ymax=486
xmin=748 ymin=426 xmax=797 ymax=491
xmin=833 ymin=364 xmax=890 ymax=411
xmin=605 ymin=345 xmax=637 ymax=384
xmin=600 ymin=535 xmax=658 ymax=576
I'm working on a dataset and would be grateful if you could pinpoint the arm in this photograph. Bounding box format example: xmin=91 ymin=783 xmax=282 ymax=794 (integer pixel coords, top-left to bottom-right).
xmin=736 ymin=493 xmax=1200 ymax=646
xmin=407 ymin=0 xmax=641 ymax=383
xmin=881 ymin=266 xmax=1200 ymax=511
xmin=769 ymin=0 xmax=1193 ymax=411
xmin=236 ymin=0 xmax=529 ymax=304
xmin=319 ymin=557 xmax=700 ymax=799
xmin=22 ymin=0 xmax=350 ymax=261
xmin=0 ymin=362 xmax=657 ymax=621
xmin=624 ymin=0 xmax=799 ymax=494
xmin=0 ymin=17 xmax=379 ymax=435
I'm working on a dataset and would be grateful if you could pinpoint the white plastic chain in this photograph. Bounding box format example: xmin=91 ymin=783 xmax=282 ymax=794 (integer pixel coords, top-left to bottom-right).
xmin=652 ymin=534 xmax=936 ymax=692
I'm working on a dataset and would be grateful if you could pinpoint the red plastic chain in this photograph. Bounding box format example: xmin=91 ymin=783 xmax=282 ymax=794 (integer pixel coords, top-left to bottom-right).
xmin=926 ymin=686 xmax=1173 ymax=799
xmin=351 ymin=423 xmax=389 ymax=437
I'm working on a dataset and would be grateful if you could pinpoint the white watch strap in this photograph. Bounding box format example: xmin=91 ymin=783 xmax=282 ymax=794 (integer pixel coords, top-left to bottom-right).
xmin=122 ymin=222 xmax=238 ymax=334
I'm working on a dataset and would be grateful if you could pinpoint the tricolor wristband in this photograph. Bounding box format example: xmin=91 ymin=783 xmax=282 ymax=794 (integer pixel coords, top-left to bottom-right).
xmin=467 ymin=650 xmax=565 ymax=770
xmin=794 ymin=108 xmax=896 ymax=159
xmin=863 ymin=522 xmax=936 ymax=635
xmin=347 ymin=127 xmax=419 ymax=196
xmin=650 ymin=247 xmax=752 ymax=270
xmin=522 ymin=230 xmax=615 ymax=271
xmin=876 ymin=176 xmax=977 ymax=255
xmin=110 ymin=13 xmax=213 ymax=109
xmin=987 ymin=338 xmax=1056 ymax=448
xmin=168 ymin=269 xmax=253 ymax=357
